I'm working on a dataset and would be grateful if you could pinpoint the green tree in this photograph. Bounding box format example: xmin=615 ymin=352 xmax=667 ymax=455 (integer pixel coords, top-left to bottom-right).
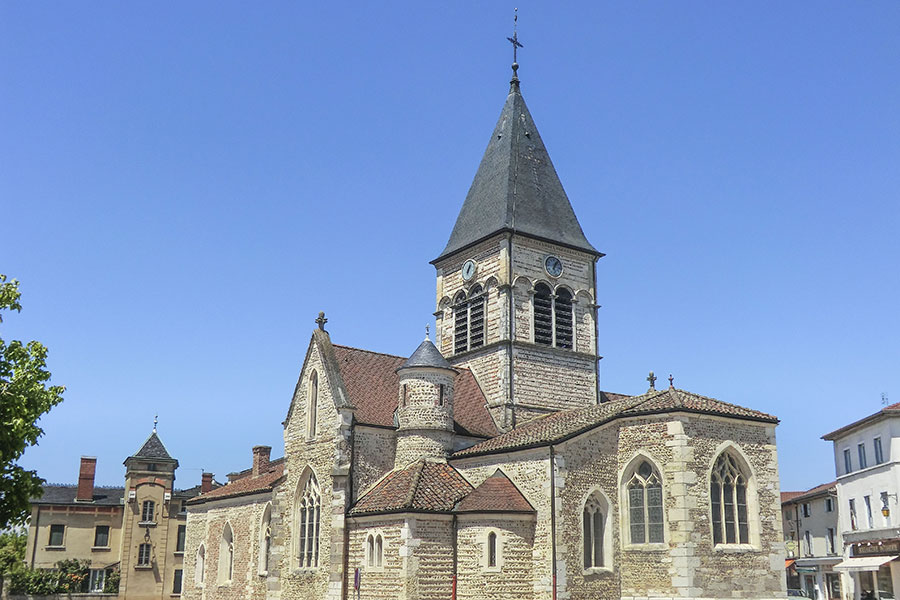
xmin=0 ymin=275 xmax=65 ymax=527
xmin=0 ymin=530 xmax=26 ymax=595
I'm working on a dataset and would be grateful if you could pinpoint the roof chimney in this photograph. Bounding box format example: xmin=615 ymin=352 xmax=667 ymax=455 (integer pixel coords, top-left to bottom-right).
xmin=76 ymin=457 xmax=97 ymax=502
xmin=252 ymin=446 xmax=271 ymax=476
xmin=201 ymin=472 xmax=214 ymax=494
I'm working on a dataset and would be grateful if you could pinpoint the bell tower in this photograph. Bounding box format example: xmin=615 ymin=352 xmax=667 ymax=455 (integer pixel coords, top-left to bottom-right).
xmin=432 ymin=57 xmax=603 ymax=432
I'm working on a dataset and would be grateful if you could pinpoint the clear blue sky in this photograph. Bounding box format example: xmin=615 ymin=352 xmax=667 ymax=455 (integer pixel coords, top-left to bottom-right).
xmin=2 ymin=3 xmax=898 ymax=493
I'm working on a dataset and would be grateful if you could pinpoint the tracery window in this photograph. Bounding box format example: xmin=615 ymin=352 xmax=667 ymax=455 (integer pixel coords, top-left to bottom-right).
xmin=307 ymin=371 xmax=318 ymax=439
xmin=583 ymin=492 xmax=607 ymax=569
xmin=297 ymin=472 xmax=321 ymax=568
xmin=366 ymin=533 xmax=383 ymax=568
xmin=534 ymin=284 xmax=574 ymax=349
xmin=453 ymin=286 xmax=485 ymax=354
xmin=195 ymin=544 xmax=205 ymax=585
xmin=218 ymin=523 xmax=234 ymax=584
xmin=710 ymin=452 xmax=750 ymax=545
xmin=627 ymin=460 xmax=664 ymax=544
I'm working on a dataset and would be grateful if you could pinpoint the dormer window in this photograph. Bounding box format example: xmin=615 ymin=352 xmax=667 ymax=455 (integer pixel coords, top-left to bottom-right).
xmin=534 ymin=284 xmax=573 ymax=349
xmin=453 ymin=286 xmax=485 ymax=354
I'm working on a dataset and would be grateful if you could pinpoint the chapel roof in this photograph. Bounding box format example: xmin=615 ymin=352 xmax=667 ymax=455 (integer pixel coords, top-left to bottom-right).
xmin=453 ymin=387 xmax=778 ymax=458
xmin=434 ymin=73 xmax=599 ymax=263
xmin=349 ymin=459 xmax=473 ymax=516
xmin=333 ymin=344 xmax=498 ymax=438
xmin=188 ymin=459 xmax=284 ymax=504
xmin=454 ymin=469 xmax=534 ymax=514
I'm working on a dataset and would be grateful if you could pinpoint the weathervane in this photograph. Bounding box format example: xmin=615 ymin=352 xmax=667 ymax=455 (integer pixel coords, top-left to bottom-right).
xmin=153 ymin=414 xmax=158 ymax=433
xmin=507 ymin=8 xmax=523 ymax=68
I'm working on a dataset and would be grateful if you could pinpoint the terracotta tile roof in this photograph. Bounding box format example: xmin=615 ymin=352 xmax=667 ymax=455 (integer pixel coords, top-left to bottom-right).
xmin=455 ymin=470 xmax=534 ymax=514
xmin=350 ymin=460 xmax=473 ymax=515
xmin=188 ymin=460 xmax=284 ymax=504
xmin=781 ymin=481 xmax=836 ymax=505
xmin=333 ymin=345 xmax=498 ymax=438
xmin=454 ymin=387 xmax=778 ymax=458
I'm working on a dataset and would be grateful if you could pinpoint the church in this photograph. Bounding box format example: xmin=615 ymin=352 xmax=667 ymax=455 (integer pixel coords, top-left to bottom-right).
xmin=180 ymin=57 xmax=787 ymax=600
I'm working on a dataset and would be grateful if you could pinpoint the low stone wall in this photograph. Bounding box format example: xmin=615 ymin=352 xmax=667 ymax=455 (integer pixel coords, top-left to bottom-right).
xmin=8 ymin=595 xmax=118 ymax=600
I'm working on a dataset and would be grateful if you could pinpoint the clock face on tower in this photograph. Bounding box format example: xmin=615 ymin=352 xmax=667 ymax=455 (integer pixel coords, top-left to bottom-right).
xmin=461 ymin=259 xmax=477 ymax=281
xmin=545 ymin=255 xmax=563 ymax=278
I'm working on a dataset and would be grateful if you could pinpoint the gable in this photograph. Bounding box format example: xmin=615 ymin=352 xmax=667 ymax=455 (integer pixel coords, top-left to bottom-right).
xmin=283 ymin=329 xmax=352 ymax=431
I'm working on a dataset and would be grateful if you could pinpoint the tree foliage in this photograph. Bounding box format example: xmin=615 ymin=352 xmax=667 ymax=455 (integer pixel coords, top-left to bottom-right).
xmin=0 ymin=274 xmax=65 ymax=527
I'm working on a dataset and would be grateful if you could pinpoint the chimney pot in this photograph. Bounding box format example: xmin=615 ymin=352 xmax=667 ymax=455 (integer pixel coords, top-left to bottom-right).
xmin=252 ymin=445 xmax=272 ymax=476
xmin=201 ymin=472 xmax=214 ymax=494
xmin=76 ymin=457 xmax=97 ymax=502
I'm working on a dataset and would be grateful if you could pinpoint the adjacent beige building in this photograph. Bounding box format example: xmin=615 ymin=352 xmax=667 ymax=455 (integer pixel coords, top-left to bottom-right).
xmin=181 ymin=63 xmax=788 ymax=600
xmin=782 ymin=483 xmax=843 ymax=599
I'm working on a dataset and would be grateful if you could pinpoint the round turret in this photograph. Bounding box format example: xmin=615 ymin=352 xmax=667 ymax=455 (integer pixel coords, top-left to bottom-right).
xmin=394 ymin=336 xmax=457 ymax=467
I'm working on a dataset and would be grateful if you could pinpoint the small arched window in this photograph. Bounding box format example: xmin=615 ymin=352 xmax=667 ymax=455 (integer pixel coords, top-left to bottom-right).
xmin=307 ymin=371 xmax=318 ymax=439
xmin=366 ymin=533 xmax=384 ymax=569
xmin=218 ymin=523 xmax=234 ymax=584
xmin=296 ymin=472 xmax=321 ymax=568
xmin=710 ymin=451 xmax=750 ymax=545
xmin=626 ymin=460 xmax=664 ymax=544
xmin=487 ymin=531 xmax=498 ymax=568
xmin=453 ymin=286 xmax=486 ymax=354
xmin=195 ymin=544 xmax=205 ymax=586
xmin=259 ymin=504 xmax=272 ymax=575
xmin=534 ymin=284 xmax=575 ymax=349
xmin=583 ymin=490 xmax=610 ymax=570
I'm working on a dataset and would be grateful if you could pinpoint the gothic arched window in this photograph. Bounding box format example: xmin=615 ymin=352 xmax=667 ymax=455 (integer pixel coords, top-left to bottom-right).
xmin=626 ymin=460 xmax=664 ymax=544
xmin=259 ymin=504 xmax=272 ymax=574
xmin=487 ymin=531 xmax=498 ymax=568
xmin=195 ymin=544 xmax=205 ymax=586
xmin=453 ymin=286 xmax=486 ymax=354
xmin=534 ymin=284 xmax=575 ymax=349
xmin=218 ymin=523 xmax=234 ymax=584
xmin=366 ymin=533 xmax=383 ymax=568
xmin=296 ymin=472 xmax=321 ymax=568
xmin=583 ymin=491 xmax=609 ymax=570
xmin=307 ymin=371 xmax=318 ymax=440
xmin=710 ymin=452 xmax=750 ymax=545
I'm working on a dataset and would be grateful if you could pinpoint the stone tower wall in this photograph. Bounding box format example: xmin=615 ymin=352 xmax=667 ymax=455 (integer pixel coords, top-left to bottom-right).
xmin=395 ymin=368 xmax=455 ymax=466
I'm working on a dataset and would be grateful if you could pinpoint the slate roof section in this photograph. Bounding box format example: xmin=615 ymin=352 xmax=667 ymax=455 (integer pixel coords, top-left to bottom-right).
xmin=398 ymin=338 xmax=454 ymax=371
xmin=434 ymin=77 xmax=599 ymax=263
xmin=188 ymin=459 xmax=285 ymax=504
xmin=333 ymin=345 xmax=498 ymax=438
xmin=350 ymin=460 xmax=473 ymax=516
xmin=454 ymin=387 xmax=778 ymax=458
xmin=455 ymin=470 xmax=534 ymax=514
xmin=131 ymin=431 xmax=175 ymax=461
xmin=33 ymin=485 xmax=126 ymax=506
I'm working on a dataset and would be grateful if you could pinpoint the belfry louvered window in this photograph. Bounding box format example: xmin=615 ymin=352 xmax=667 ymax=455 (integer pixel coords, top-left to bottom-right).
xmin=710 ymin=452 xmax=749 ymax=545
xmin=453 ymin=286 xmax=486 ymax=354
xmin=534 ymin=284 xmax=574 ymax=349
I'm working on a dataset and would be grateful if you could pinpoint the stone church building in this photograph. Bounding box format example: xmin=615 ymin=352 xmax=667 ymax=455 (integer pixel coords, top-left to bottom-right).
xmin=180 ymin=64 xmax=787 ymax=600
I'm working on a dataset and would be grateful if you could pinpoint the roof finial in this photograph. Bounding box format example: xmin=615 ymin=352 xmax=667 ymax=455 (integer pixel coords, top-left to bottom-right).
xmin=153 ymin=414 xmax=158 ymax=433
xmin=668 ymin=374 xmax=674 ymax=388
xmin=425 ymin=324 xmax=430 ymax=341
xmin=647 ymin=371 xmax=657 ymax=390
xmin=506 ymin=8 xmax=523 ymax=91
xmin=315 ymin=311 xmax=328 ymax=331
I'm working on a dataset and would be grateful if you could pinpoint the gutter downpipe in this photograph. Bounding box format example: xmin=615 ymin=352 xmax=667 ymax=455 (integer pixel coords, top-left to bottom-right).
xmin=550 ymin=445 xmax=558 ymax=600
xmin=30 ymin=505 xmax=40 ymax=568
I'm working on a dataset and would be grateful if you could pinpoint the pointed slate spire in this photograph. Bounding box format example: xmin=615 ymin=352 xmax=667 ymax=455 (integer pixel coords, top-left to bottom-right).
xmin=434 ymin=72 xmax=600 ymax=263
xmin=131 ymin=431 xmax=175 ymax=461
xmin=397 ymin=335 xmax=454 ymax=372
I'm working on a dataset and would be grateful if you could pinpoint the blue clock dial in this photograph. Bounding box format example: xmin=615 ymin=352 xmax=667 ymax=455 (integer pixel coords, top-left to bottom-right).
xmin=545 ymin=256 xmax=563 ymax=277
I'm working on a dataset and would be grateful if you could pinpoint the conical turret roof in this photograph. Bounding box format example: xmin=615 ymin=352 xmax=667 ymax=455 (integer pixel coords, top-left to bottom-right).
xmin=397 ymin=337 xmax=454 ymax=371
xmin=434 ymin=76 xmax=599 ymax=263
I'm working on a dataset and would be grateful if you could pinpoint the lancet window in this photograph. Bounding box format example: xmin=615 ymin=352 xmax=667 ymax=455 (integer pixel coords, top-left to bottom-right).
xmin=710 ymin=452 xmax=750 ymax=545
xmin=583 ymin=492 xmax=607 ymax=569
xmin=297 ymin=473 xmax=321 ymax=568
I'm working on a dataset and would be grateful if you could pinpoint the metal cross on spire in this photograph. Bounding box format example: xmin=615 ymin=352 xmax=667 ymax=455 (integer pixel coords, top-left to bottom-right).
xmin=507 ymin=8 xmax=523 ymax=66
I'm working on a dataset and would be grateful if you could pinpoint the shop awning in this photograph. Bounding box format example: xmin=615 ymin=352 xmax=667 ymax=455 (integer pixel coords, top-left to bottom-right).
xmin=785 ymin=559 xmax=796 ymax=570
xmin=833 ymin=556 xmax=898 ymax=572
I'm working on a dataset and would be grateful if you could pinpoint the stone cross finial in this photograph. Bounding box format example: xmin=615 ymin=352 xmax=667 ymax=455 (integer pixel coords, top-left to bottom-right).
xmin=647 ymin=371 xmax=657 ymax=390
xmin=425 ymin=324 xmax=430 ymax=340
xmin=315 ymin=311 xmax=327 ymax=331
xmin=668 ymin=374 xmax=674 ymax=388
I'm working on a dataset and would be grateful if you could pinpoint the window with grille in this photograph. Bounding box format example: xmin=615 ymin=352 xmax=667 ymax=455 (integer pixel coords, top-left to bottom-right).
xmin=533 ymin=284 xmax=575 ymax=349
xmin=138 ymin=543 xmax=152 ymax=566
xmin=626 ymin=460 xmax=664 ymax=544
xmin=583 ymin=497 xmax=605 ymax=569
xmin=710 ymin=452 xmax=750 ymax=545
xmin=297 ymin=472 xmax=321 ymax=568
xmin=453 ymin=287 xmax=486 ymax=354
xmin=141 ymin=500 xmax=155 ymax=523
